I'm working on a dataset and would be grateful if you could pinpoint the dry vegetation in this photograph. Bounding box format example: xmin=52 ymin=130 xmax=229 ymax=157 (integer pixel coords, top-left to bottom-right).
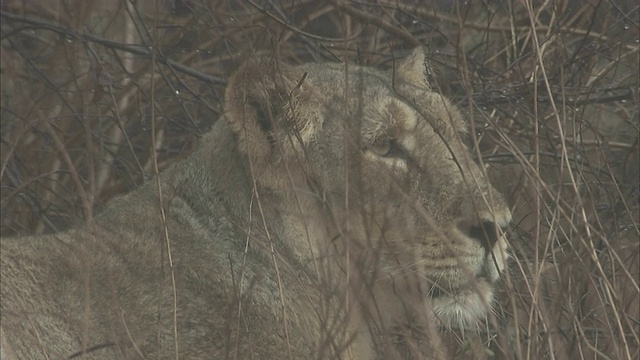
xmin=1 ymin=0 xmax=638 ymax=359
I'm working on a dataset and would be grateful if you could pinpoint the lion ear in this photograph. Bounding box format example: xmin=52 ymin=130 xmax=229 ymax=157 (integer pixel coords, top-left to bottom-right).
xmin=393 ymin=47 xmax=431 ymax=90
xmin=225 ymin=59 xmax=312 ymax=159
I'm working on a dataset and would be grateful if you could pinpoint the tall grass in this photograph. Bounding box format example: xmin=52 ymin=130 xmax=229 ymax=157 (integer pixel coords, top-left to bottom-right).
xmin=1 ymin=1 xmax=637 ymax=358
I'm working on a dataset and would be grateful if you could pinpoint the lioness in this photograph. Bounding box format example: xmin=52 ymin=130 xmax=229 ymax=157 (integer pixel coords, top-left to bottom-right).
xmin=1 ymin=48 xmax=511 ymax=359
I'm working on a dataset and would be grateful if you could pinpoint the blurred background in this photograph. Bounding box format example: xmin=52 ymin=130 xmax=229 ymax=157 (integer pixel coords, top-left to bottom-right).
xmin=1 ymin=1 xmax=637 ymax=359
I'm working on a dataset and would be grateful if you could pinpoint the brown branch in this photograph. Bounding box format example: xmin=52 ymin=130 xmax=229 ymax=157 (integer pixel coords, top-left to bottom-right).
xmin=1 ymin=11 xmax=227 ymax=86
xmin=326 ymin=0 xmax=421 ymax=47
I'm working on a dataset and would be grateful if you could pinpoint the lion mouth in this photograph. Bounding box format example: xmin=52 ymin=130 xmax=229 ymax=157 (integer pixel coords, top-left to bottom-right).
xmin=426 ymin=267 xmax=496 ymax=306
xmin=427 ymin=273 xmax=492 ymax=300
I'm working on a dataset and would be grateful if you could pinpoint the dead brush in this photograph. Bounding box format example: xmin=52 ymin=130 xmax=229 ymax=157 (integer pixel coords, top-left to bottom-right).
xmin=1 ymin=1 xmax=637 ymax=359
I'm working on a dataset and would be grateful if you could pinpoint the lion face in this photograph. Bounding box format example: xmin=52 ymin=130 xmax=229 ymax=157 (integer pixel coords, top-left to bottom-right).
xmin=226 ymin=48 xmax=511 ymax=329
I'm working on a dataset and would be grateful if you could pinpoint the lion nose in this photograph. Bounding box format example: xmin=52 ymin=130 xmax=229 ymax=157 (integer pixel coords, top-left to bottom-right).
xmin=458 ymin=220 xmax=503 ymax=254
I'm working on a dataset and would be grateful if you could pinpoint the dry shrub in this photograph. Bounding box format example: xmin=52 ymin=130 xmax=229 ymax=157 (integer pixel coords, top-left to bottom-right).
xmin=1 ymin=1 xmax=637 ymax=359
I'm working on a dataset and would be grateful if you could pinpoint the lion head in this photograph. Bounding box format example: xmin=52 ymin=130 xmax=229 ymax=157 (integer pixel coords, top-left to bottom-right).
xmin=225 ymin=47 xmax=512 ymax=334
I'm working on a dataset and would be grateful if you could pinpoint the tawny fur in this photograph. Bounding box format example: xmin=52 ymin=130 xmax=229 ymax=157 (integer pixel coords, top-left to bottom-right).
xmin=1 ymin=48 xmax=511 ymax=359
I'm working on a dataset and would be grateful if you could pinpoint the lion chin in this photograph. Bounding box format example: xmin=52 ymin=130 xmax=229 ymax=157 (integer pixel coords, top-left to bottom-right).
xmin=432 ymin=280 xmax=496 ymax=330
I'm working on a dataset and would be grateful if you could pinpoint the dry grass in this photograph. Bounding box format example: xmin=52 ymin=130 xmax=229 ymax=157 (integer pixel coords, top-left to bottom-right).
xmin=1 ymin=1 xmax=637 ymax=359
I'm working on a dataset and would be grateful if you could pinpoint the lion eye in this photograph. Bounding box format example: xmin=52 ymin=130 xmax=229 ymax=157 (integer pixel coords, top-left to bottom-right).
xmin=368 ymin=141 xmax=392 ymax=156
xmin=368 ymin=139 xmax=406 ymax=158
